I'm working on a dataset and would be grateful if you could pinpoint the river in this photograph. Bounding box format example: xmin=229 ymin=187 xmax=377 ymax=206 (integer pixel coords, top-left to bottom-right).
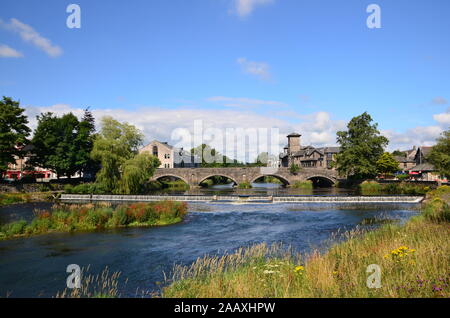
xmin=0 ymin=184 xmax=420 ymax=297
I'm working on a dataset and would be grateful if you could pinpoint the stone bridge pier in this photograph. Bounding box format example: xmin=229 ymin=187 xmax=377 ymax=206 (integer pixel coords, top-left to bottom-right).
xmin=151 ymin=167 xmax=338 ymax=188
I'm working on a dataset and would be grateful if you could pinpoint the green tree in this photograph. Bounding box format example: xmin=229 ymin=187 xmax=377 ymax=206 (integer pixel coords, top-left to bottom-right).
xmin=191 ymin=144 xmax=241 ymax=167
xmin=117 ymin=152 xmax=161 ymax=194
xmin=30 ymin=110 xmax=95 ymax=178
xmin=0 ymin=97 xmax=31 ymax=174
xmin=392 ymin=150 xmax=406 ymax=157
xmin=91 ymin=116 xmax=144 ymax=192
xmin=427 ymin=130 xmax=450 ymax=178
xmin=376 ymin=152 xmax=400 ymax=176
xmin=290 ymin=163 xmax=300 ymax=175
xmin=335 ymin=112 xmax=388 ymax=179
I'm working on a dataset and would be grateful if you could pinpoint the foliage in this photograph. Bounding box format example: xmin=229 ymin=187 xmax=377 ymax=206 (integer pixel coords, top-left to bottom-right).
xmin=427 ymin=130 xmax=450 ymax=178
xmin=163 ymin=187 xmax=450 ymax=298
xmin=376 ymin=152 xmax=400 ymax=175
xmin=0 ymin=97 xmax=31 ymax=173
xmin=336 ymin=112 xmax=388 ymax=179
xmin=91 ymin=116 xmax=144 ymax=192
xmin=191 ymin=144 xmax=244 ymax=167
xmin=396 ymin=174 xmax=409 ymax=181
xmin=30 ymin=109 xmax=95 ymax=178
xmin=0 ymin=201 xmax=187 ymax=240
xmin=117 ymin=152 xmax=161 ymax=194
xmin=291 ymin=180 xmax=313 ymax=189
xmin=391 ymin=150 xmax=406 ymax=157
xmin=238 ymin=182 xmax=252 ymax=189
xmin=289 ymin=164 xmax=300 ymax=175
xmin=359 ymin=181 xmax=430 ymax=196
xmin=422 ymin=186 xmax=450 ymax=222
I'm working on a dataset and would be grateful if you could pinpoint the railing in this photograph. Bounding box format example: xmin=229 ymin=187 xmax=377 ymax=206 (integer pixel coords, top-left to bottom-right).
xmin=60 ymin=194 xmax=424 ymax=203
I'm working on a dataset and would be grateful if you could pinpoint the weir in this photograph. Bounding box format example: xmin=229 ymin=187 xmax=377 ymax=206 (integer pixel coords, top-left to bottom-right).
xmin=60 ymin=194 xmax=424 ymax=204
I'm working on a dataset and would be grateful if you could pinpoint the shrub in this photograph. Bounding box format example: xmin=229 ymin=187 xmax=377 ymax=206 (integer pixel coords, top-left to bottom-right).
xmin=238 ymin=182 xmax=252 ymax=189
xmin=359 ymin=181 xmax=382 ymax=195
xmin=291 ymin=180 xmax=313 ymax=189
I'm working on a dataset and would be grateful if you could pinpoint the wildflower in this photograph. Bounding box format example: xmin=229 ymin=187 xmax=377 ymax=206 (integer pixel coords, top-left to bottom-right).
xmin=294 ymin=266 xmax=305 ymax=273
xmin=333 ymin=271 xmax=338 ymax=275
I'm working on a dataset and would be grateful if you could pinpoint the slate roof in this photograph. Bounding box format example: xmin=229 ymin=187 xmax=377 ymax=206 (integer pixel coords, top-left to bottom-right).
xmin=407 ymin=163 xmax=435 ymax=172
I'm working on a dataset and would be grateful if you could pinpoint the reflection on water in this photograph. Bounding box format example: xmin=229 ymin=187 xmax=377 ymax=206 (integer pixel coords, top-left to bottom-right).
xmin=0 ymin=200 xmax=418 ymax=297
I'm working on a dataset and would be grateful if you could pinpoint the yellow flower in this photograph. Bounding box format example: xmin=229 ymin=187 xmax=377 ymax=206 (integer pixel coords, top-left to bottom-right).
xmin=332 ymin=271 xmax=338 ymax=275
xmin=294 ymin=266 xmax=305 ymax=273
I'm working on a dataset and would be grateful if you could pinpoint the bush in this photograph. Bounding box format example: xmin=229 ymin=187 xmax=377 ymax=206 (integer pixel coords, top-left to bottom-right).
xmin=238 ymin=182 xmax=252 ymax=189
xmin=291 ymin=180 xmax=313 ymax=189
xmin=359 ymin=181 xmax=382 ymax=195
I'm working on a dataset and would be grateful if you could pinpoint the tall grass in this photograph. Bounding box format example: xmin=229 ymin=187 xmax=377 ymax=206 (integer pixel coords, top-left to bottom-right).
xmin=0 ymin=201 xmax=188 ymax=240
xmin=56 ymin=266 xmax=122 ymax=298
xmin=238 ymin=182 xmax=252 ymax=189
xmin=163 ymin=186 xmax=450 ymax=298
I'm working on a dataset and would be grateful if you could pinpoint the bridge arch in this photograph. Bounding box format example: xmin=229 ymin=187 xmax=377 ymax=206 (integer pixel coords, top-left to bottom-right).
xmin=154 ymin=174 xmax=189 ymax=185
xmin=250 ymin=175 xmax=290 ymax=186
xmin=306 ymin=175 xmax=336 ymax=187
xmin=198 ymin=175 xmax=239 ymax=186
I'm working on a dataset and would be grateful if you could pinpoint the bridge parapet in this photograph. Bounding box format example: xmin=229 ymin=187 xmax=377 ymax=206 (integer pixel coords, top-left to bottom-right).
xmin=151 ymin=167 xmax=338 ymax=187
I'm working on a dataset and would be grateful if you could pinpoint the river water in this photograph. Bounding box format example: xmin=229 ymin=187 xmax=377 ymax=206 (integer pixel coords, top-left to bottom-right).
xmin=0 ymin=184 xmax=420 ymax=297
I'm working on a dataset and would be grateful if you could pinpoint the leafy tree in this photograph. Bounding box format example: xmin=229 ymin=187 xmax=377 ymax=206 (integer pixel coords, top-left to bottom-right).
xmin=427 ymin=130 xmax=450 ymax=178
xmin=30 ymin=110 xmax=95 ymax=178
xmin=0 ymin=97 xmax=31 ymax=174
xmin=191 ymin=144 xmax=242 ymax=167
xmin=392 ymin=150 xmax=406 ymax=157
xmin=75 ymin=108 xmax=97 ymax=175
xmin=376 ymin=152 xmax=400 ymax=176
xmin=91 ymin=116 xmax=144 ymax=192
xmin=335 ymin=112 xmax=388 ymax=179
xmin=117 ymin=152 xmax=160 ymax=194
xmin=290 ymin=163 xmax=300 ymax=175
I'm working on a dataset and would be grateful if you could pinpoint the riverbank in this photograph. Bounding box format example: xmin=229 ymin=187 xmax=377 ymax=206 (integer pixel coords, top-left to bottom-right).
xmin=0 ymin=192 xmax=54 ymax=207
xmin=0 ymin=201 xmax=187 ymax=240
xmin=162 ymin=186 xmax=449 ymax=298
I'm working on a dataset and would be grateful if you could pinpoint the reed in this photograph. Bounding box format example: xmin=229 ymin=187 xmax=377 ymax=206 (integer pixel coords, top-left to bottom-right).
xmin=163 ymin=186 xmax=450 ymax=298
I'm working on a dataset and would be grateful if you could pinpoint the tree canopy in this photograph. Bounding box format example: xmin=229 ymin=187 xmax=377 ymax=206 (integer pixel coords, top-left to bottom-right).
xmin=0 ymin=97 xmax=31 ymax=173
xmin=427 ymin=129 xmax=450 ymax=178
xmin=376 ymin=152 xmax=400 ymax=176
xmin=117 ymin=152 xmax=161 ymax=194
xmin=335 ymin=112 xmax=388 ymax=179
xmin=91 ymin=116 xmax=144 ymax=193
xmin=30 ymin=110 xmax=95 ymax=178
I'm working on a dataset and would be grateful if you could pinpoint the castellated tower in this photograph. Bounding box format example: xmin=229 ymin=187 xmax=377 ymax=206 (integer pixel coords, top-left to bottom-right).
xmin=287 ymin=132 xmax=301 ymax=154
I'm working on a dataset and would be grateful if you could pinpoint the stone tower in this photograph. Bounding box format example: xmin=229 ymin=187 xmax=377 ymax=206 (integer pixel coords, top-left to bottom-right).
xmin=287 ymin=132 xmax=301 ymax=154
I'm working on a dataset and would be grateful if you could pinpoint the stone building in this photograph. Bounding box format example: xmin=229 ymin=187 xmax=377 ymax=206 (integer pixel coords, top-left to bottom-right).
xmin=279 ymin=132 xmax=340 ymax=169
xmin=139 ymin=140 xmax=200 ymax=168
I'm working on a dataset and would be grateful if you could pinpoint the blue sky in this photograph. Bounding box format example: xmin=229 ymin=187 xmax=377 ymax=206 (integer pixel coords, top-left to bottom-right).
xmin=1 ymin=0 xmax=449 ymax=158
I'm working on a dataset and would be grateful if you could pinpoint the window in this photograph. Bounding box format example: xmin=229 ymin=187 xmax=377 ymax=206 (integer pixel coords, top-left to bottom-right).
xmin=152 ymin=146 xmax=158 ymax=157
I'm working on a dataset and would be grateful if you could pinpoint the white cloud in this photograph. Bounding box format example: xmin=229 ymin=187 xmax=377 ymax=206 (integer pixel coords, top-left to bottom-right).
xmin=433 ymin=109 xmax=450 ymax=125
xmin=382 ymin=125 xmax=443 ymax=151
xmin=233 ymin=0 xmax=274 ymax=17
xmin=207 ymin=96 xmax=286 ymax=108
xmin=237 ymin=57 xmax=272 ymax=81
xmin=23 ymin=102 xmax=448 ymax=161
xmin=0 ymin=18 xmax=62 ymax=57
xmin=0 ymin=44 xmax=23 ymax=58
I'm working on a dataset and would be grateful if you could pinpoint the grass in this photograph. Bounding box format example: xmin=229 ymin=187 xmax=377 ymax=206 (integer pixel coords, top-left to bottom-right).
xmin=291 ymin=180 xmax=313 ymax=189
xmin=162 ymin=186 xmax=450 ymax=298
xmin=0 ymin=192 xmax=53 ymax=207
xmin=56 ymin=266 xmax=122 ymax=298
xmin=0 ymin=201 xmax=188 ymax=240
xmin=359 ymin=181 xmax=430 ymax=196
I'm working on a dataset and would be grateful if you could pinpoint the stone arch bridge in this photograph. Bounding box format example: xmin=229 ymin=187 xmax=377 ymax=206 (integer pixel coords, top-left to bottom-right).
xmin=151 ymin=167 xmax=338 ymax=188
